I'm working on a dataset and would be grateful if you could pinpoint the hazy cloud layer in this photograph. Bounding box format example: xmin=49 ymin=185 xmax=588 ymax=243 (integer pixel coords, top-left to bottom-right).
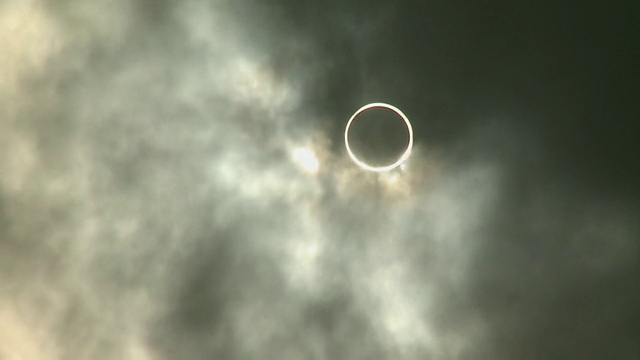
xmin=1 ymin=1 xmax=637 ymax=359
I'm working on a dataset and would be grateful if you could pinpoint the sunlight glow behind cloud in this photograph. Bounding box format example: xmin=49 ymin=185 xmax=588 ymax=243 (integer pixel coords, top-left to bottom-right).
xmin=291 ymin=146 xmax=320 ymax=175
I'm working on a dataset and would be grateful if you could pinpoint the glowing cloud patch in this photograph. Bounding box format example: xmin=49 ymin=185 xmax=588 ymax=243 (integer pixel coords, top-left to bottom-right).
xmin=291 ymin=146 xmax=319 ymax=174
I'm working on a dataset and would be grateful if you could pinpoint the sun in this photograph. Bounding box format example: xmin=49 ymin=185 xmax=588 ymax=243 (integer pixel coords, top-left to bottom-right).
xmin=344 ymin=102 xmax=413 ymax=172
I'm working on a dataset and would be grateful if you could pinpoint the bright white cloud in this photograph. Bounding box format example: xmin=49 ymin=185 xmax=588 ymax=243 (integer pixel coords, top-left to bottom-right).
xmin=291 ymin=146 xmax=320 ymax=175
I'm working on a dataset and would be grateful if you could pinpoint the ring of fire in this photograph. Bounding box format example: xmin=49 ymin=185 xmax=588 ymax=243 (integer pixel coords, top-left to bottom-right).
xmin=344 ymin=102 xmax=413 ymax=172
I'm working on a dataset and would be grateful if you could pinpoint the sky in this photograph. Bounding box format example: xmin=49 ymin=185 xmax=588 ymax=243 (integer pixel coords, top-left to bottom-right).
xmin=0 ymin=0 xmax=638 ymax=359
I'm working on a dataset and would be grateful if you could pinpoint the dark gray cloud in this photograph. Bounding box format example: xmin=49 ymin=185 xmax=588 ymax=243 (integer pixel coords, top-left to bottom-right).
xmin=0 ymin=0 xmax=637 ymax=359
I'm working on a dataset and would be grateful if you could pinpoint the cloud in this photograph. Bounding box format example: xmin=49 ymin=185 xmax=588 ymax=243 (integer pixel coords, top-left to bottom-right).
xmin=0 ymin=1 xmax=637 ymax=359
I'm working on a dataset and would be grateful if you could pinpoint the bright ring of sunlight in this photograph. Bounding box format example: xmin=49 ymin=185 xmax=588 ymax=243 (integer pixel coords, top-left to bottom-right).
xmin=344 ymin=102 xmax=413 ymax=172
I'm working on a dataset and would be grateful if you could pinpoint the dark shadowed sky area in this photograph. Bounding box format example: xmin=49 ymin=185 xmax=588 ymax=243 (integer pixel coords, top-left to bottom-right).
xmin=1 ymin=1 xmax=638 ymax=359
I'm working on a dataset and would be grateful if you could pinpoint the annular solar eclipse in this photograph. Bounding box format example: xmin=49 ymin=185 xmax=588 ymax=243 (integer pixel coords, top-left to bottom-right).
xmin=344 ymin=102 xmax=413 ymax=172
